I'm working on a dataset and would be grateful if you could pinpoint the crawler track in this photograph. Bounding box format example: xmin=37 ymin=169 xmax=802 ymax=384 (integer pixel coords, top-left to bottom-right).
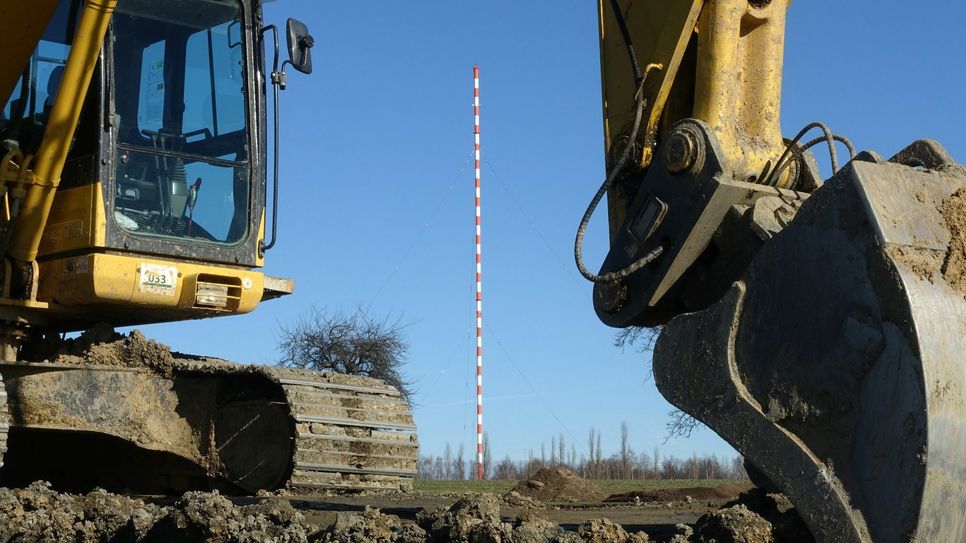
xmin=0 ymin=373 xmax=6 ymax=469
xmin=265 ymin=368 xmax=419 ymax=492
xmin=0 ymin=356 xmax=417 ymax=495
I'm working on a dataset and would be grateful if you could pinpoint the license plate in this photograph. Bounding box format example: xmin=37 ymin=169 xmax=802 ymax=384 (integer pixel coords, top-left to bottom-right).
xmin=139 ymin=263 xmax=178 ymax=296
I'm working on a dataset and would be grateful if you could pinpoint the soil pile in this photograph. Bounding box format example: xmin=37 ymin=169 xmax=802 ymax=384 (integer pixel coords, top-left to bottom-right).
xmin=502 ymin=491 xmax=544 ymax=509
xmin=417 ymin=493 xmax=513 ymax=542
xmin=323 ymin=506 xmax=426 ymax=543
xmin=605 ymin=483 xmax=752 ymax=504
xmin=0 ymin=482 xmax=318 ymax=542
xmin=691 ymin=505 xmax=772 ymax=543
xmin=35 ymin=327 xmax=180 ymax=377
xmin=512 ymin=467 xmax=606 ymax=503
xmin=685 ymin=490 xmax=813 ymax=543
xmin=415 ymin=494 xmax=654 ymax=543
xmin=0 ymin=480 xmax=814 ymax=543
xmin=577 ymin=519 xmax=649 ymax=543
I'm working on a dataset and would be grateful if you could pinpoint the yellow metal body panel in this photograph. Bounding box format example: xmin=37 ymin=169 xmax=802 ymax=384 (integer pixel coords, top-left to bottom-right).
xmin=256 ymin=210 xmax=266 ymax=268
xmin=599 ymin=0 xmax=791 ymax=238
xmin=693 ymin=0 xmax=789 ymax=186
xmin=0 ymin=0 xmax=59 ymax=104
xmin=38 ymin=253 xmax=265 ymax=328
xmin=39 ymin=182 xmax=108 ymax=256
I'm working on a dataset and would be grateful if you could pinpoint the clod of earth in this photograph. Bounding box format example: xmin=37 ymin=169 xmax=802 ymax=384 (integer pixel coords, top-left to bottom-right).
xmin=0 ymin=482 xmax=318 ymax=543
xmin=691 ymin=504 xmax=772 ymax=543
xmin=502 ymin=491 xmax=545 ymax=509
xmin=577 ymin=518 xmax=649 ymax=543
xmin=417 ymin=493 xmax=513 ymax=543
xmin=323 ymin=506 xmax=426 ymax=543
xmin=512 ymin=467 xmax=606 ymax=503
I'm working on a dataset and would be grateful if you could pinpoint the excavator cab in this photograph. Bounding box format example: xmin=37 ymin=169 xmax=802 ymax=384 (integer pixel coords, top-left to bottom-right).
xmin=0 ymin=0 xmax=310 ymax=329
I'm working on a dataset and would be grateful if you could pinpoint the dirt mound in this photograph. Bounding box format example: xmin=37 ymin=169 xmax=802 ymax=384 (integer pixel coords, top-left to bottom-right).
xmin=35 ymin=328 xmax=180 ymax=377
xmin=0 ymin=482 xmax=319 ymax=542
xmin=605 ymin=483 xmax=753 ymax=503
xmin=323 ymin=506 xmax=426 ymax=543
xmin=513 ymin=467 xmax=606 ymax=503
xmin=685 ymin=490 xmax=814 ymax=543
xmin=691 ymin=504 xmax=772 ymax=543
xmin=512 ymin=514 xmax=574 ymax=543
xmin=502 ymin=490 xmax=545 ymax=509
xmin=417 ymin=493 xmax=512 ymax=542
xmin=577 ymin=518 xmax=649 ymax=543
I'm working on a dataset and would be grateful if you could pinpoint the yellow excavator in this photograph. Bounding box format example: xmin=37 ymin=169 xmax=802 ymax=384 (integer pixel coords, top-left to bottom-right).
xmin=584 ymin=1 xmax=966 ymax=541
xmin=0 ymin=0 xmax=416 ymax=494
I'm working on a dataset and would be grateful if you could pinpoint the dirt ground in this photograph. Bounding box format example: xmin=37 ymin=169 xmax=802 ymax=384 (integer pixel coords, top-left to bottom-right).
xmin=0 ymin=479 xmax=812 ymax=543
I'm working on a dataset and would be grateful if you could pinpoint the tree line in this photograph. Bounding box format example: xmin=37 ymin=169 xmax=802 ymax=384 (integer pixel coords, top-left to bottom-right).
xmin=417 ymin=422 xmax=747 ymax=481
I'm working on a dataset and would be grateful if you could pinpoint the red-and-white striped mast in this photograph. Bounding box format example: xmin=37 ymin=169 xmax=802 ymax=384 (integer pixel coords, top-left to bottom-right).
xmin=473 ymin=65 xmax=484 ymax=481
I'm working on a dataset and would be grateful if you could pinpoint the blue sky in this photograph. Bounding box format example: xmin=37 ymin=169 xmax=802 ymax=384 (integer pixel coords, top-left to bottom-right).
xmin=138 ymin=1 xmax=966 ymax=464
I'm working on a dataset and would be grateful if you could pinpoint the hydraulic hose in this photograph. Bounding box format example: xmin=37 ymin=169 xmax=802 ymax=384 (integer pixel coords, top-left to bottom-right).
xmin=575 ymin=69 xmax=664 ymax=284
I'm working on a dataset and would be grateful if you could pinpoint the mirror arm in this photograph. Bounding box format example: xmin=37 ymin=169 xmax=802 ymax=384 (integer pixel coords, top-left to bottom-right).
xmin=259 ymin=24 xmax=284 ymax=257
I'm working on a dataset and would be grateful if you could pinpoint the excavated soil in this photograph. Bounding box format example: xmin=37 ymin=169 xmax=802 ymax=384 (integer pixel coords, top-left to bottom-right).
xmin=605 ymin=484 xmax=752 ymax=504
xmin=939 ymin=188 xmax=966 ymax=296
xmin=35 ymin=326 xmax=181 ymax=377
xmin=513 ymin=468 xmax=607 ymax=503
xmin=0 ymin=482 xmax=316 ymax=542
xmin=0 ymin=483 xmax=813 ymax=543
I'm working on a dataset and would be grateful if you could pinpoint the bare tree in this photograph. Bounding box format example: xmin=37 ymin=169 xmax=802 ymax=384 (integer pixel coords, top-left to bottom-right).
xmin=665 ymin=408 xmax=701 ymax=441
xmin=454 ymin=443 xmax=466 ymax=481
xmin=494 ymin=455 xmax=522 ymax=480
xmin=443 ymin=443 xmax=453 ymax=480
xmin=615 ymin=326 xmax=703 ymax=441
xmin=586 ymin=428 xmax=596 ymax=478
xmin=277 ymin=307 xmax=412 ymax=402
xmin=558 ymin=433 xmax=566 ymax=467
xmin=483 ymin=432 xmax=492 ymax=479
xmin=614 ymin=326 xmax=663 ymax=358
xmin=620 ymin=421 xmax=632 ymax=479
xmin=550 ymin=435 xmax=558 ymax=466
xmin=595 ymin=431 xmax=602 ymax=479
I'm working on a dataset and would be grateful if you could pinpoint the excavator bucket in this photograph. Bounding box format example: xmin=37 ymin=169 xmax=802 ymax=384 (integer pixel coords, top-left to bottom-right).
xmin=653 ymin=141 xmax=966 ymax=542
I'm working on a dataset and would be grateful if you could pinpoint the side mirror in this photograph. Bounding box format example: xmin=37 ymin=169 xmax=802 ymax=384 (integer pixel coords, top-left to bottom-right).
xmin=285 ymin=18 xmax=313 ymax=75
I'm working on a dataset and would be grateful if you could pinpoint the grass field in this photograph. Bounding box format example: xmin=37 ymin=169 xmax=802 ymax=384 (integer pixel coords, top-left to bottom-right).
xmin=414 ymin=479 xmax=748 ymax=497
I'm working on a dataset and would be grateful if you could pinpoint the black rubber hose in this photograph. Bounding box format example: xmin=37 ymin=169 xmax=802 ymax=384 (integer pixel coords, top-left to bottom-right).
xmin=609 ymin=0 xmax=643 ymax=86
xmin=575 ymin=77 xmax=664 ymax=284
xmin=765 ymin=122 xmax=856 ymax=187
xmin=764 ymin=121 xmax=837 ymax=187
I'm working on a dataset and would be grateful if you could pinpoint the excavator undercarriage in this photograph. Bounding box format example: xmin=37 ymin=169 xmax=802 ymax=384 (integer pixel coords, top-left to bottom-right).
xmin=0 ymin=333 xmax=417 ymax=495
